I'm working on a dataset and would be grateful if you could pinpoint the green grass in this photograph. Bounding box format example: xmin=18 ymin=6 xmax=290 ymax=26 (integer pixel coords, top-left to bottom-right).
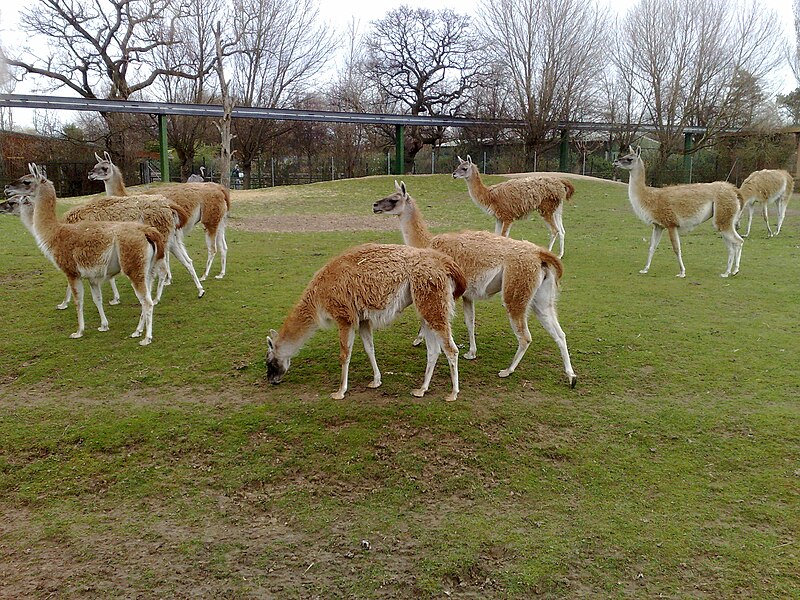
xmin=0 ymin=174 xmax=798 ymax=598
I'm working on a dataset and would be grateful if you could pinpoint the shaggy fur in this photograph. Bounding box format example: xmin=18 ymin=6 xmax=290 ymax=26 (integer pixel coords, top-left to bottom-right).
xmin=62 ymin=194 xmax=205 ymax=303
xmin=738 ymin=169 xmax=793 ymax=238
xmin=4 ymin=164 xmax=167 ymax=345
xmin=5 ymin=194 xmax=131 ymax=309
xmin=613 ymin=147 xmax=743 ymax=278
xmin=89 ymin=153 xmax=230 ymax=280
xmin=373 ymin=181 xmax=577 ymax=387
xmin=266 ymin=243 xmax=466 ymax=402
xmin=452 ymin=155 xmax=573 ymax=257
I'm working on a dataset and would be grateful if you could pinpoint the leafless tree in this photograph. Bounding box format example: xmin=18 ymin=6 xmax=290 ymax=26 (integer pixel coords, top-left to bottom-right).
xmin=791 ymin=0 xmax=800 ymax=83
xmin=1 ymin=0 xmax=197 ymax=172
xmin=478 ymin=0 xmax=609 ymax=167
xmin=458 ymin=64 xmax=517 ymax=169
xmin=152 ymin=0 xmax=225 ymax=180
xmin=598 ymin=53 xmax=646 ymax=152
xmin=616 ymin=0 xmax=785 ymax=182
xmin=213 ymin=21 xmax=237 ymax=190
xmin=0 ymin=32 xmax=14 ymax=131
xmin=228 ymin=0 xmax=335 ymax=188
xmin=327 ymin=19 xmax=371 ymax=178
xmin=364 ymin=6 xmax=486 ymax=172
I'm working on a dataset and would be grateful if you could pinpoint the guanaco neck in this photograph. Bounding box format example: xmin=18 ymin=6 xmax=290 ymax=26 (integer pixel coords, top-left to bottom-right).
xmin=275 ymin=293 xmax=320 ymax=361
xmin=31 ymin=181 xmax=61 ymax=242
xmin=104 ymin=165 xmax=128 ymax=196
xmin=464 ymin=165 xmax=492 ymax=209
xmin=627 ymin=158 xmax=650 ymax=207
xmin=399 ymin=196 xmax=434 ymax=248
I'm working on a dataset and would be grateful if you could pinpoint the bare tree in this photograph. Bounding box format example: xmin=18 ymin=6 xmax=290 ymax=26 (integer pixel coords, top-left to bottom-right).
xmin=153 ymin=0 xmax=225 ymax=180
xmin=228 ymin=0 xmax=335 ymax=188
xmin=458 ymin=64 xmax=518 ymax=169
xmin=792 ymin=0 xmax=800 ymax=83
xmin=616 ymin=0 xmax=785 ymax=182
xmin=0 ymin=30 xmax=14 ymax=131
xmin=213 ymin=21 xmax=236 ymax=190
xmin=1 ymin=0 xmax=197 ymax=171
xmin=364 ymin=7 xmax=486 ymax=172
xmin=478 ymin=0 xmax=609 ymax=167
xmin=327 ymin=19 xmax=372 ymax=178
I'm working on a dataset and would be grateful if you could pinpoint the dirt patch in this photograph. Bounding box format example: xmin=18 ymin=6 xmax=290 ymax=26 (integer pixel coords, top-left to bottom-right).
xmin=229 ymin=214 xmax=433 ymax=234
xmin=0 ymin=270 xmax=44 ymax=284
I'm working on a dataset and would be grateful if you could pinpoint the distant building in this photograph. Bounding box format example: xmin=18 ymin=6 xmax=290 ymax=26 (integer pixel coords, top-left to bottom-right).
xmin=0 ymin=130 xmax=101 ymax=197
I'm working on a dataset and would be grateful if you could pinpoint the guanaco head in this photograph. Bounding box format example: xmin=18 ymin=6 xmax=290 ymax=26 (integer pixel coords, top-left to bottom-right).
xmin=4 ymin=163 xmax=47 ymax=198
xmin=0 ymin=198 xmax=17 ymax=215
xmin=612 ymin=146 xmax=642 ymax=170
xmin=452 ymin=155 xmax=476 ymax=179
xmin=88 ymin=151 xmax=115 ymax=181
xmin=0 ymin=195 xmax=26 ymax=216
xmin=372 ymin=180 xmax=411 ymax=215
xmin=266 ymin=329 xmax=290 ymax=384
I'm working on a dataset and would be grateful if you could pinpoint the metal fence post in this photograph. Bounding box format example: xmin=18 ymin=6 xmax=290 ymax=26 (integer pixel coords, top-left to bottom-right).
xmin=684 ymin=132 xmax=694 ymax=183
xmin=158 ymin=114 xmax=169 ymax=182
xmin=559 ymin=129 xmax=569 ymax=172
xmin=394 ymin=124 xmax=405 ymax=175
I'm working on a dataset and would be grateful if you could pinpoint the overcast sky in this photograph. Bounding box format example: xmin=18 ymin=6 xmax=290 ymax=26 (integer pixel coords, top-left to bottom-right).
xmin=1 ymin=0 xmax=797 ymax=127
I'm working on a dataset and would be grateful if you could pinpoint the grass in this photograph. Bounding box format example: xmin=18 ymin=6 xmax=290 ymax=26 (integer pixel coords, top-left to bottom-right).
xmin=0 ymin=174 xmax=798 ymax=598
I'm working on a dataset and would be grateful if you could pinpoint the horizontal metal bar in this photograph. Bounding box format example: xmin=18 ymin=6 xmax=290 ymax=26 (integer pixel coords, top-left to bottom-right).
xmin=0 ymin=93 xmax=710 ymax=134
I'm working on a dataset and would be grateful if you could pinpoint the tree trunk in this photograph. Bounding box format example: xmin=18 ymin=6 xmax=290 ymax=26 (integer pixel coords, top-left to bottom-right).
xmin=242 ymin=159 xmax=252 ymax=189
xmin=101 ymin=112 xmax=131 ymax=177
xmin=214 ymin=23 xmax=233 ymax=190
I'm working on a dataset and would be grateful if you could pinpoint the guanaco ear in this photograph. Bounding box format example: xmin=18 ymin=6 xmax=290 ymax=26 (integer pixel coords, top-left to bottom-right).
xmin=94 ymin=152 xmax=103 ymax=163
xmin=394 ymin=179 xmax=402 ymax=193
xmin=399 ymin=181 xmax=407 ymax=197
xmin=104 ymin=151 xmax=112 ymax=163
xmin=466 ymin=155 xmax=473 ymax=164
xmin=267 ymin=329 xmax=279 ymax=351
xmin=29 ymin=163 xmax=45 ymax=181
xmin=457 ymin=155 xmax=463 ymax=163
xmin=635 ymin=146 xmax=641 ymax=157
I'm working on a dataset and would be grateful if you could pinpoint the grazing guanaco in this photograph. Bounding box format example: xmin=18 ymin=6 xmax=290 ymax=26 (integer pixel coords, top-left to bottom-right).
xmin=267 ymin=243 xmax=466 ymax=401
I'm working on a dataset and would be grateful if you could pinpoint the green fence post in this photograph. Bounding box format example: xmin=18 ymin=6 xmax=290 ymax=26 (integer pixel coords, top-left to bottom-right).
xmin=559 ymin=129 xmax=569 ymax=172
xmin=395 ymin=124 xmax=405 ymax=175
xmin=684 ymin=132 xmax=694 ymax=183
xmin=158 ymin=114 xmax=170 ymax=183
